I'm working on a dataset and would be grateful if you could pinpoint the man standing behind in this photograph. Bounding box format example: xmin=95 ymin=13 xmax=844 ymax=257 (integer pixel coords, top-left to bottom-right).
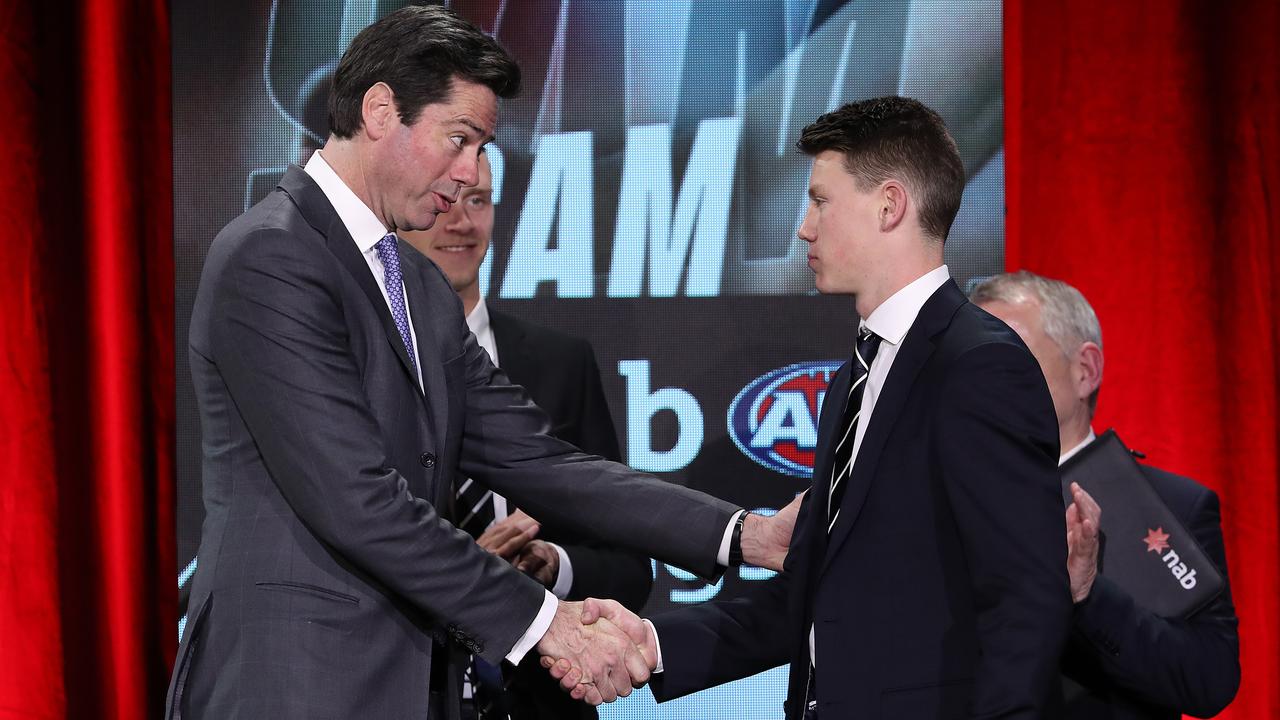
xmin=403 ymin=152 xmax=652 ymax=720
xmin=569 ymin=97 xmax=1073 ymax=719
xmin=972 ymin=271 xmax=1240 ymax=719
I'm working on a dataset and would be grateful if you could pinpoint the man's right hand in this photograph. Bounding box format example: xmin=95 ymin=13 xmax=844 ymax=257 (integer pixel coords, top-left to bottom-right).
xmin=543 ymin=598 xmax=657 ymax=702
xmin=580 ymin=598 xmax=656 ymax=668
xmin=534 ymin=600 xmax=651 ymax=705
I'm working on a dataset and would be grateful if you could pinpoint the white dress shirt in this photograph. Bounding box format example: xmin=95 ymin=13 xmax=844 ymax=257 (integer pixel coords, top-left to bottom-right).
xmin=1059 ymin=429 xmax=1097 ymax=466
xmin=302 ymin=152 xmax=556 ymax=665
xmin=465 ymin=299 xmax=576 ymax=599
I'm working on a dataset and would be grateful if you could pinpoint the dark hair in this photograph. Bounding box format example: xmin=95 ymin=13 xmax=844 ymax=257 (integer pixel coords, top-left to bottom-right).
xmin=327 ymin=4 xmax=521 ymax=139
xmin=797 ymin=96 xmax=965 ymax=242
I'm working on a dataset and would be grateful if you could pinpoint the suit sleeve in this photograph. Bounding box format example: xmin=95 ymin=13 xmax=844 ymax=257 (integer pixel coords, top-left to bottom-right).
xmin=455 ymin=318 xmax=739 ymax=582
xmin=934 ymin=342 xmax=1073 ymax=719
xmin=646 ymin=487 xmax=818 ymax=701
xmin=1064 ymin=488 xmax=1240 ymax=717
xmin=206 ymin=228 xmax=545 ymax=664
xmin=646 ymin=574 xmax=794 ymax=701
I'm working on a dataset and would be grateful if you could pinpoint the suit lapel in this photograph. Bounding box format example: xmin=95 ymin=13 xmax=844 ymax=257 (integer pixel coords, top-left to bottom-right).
xmin=799 ymin=361 xmax=852 ymax=597
xmin=820 ymin=281 xmax=967 ymax=575
xmin=489 ymin=309 xmax=532 ymax=377
xmin=399 ymin=245 xmax=447 ymax=435
xmin=278 ymin=166 xmax=423 ymax=391
xmin=810 ymin=363 xmax=851 ymax=530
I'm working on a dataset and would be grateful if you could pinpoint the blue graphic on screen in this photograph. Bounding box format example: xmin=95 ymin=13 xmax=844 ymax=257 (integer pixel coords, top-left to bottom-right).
xmin=728 ymin=361 xmax=842 ymax=478
xmin=242 ymin=0 xmax=1002 ymax=299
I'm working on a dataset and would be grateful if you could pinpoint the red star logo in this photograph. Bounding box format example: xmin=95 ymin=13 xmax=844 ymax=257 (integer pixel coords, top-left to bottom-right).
xmin=1144 ymin=527 xmax=1171 ymax=554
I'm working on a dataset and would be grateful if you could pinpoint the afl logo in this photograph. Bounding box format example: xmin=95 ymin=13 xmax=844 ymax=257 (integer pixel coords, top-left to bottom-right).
xmin=727 ymin=361 xmax=842 ymax=477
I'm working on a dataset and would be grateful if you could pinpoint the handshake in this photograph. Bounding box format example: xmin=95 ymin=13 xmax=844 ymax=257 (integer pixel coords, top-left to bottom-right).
xmin=476 ymin=497 xmax=802 ymax=705
xmin=526 ymin=496 xmax=804 ymax=706
xmin=535 ymin=598 xmax=657 ymax=705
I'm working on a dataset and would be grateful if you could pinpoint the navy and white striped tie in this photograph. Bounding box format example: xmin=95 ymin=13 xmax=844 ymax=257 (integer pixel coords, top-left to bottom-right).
xmin=827 ymin=326 xmax=882 ymax=533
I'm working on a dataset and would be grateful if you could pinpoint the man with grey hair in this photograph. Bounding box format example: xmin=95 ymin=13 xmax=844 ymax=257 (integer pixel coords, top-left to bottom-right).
xmin=972 ymin=270 xmax=1240 ymax=719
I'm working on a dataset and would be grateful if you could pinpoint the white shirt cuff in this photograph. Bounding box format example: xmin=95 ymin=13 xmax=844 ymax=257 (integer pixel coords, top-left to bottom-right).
xmin=506 ymin=590 xmax=558 ymax=665
xmin=549 ymin=542 xmax=574 ymax=599
xmin=643 ymin=618 xmax=664 ymax=673
xmin=717 ymin=510 xmax=747 ymax=566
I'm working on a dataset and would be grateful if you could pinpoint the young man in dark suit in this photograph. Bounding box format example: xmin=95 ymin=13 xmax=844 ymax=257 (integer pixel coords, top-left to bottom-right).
xmin=973 ymin=271 xmax=1240 ymax=719
xmin=403 ymin=153 xmax=651 ymax=720
xmin=169 ymin=7 xmax=798 ymax=718
xmin=562 ymin=96 xmax=1073 ymax=719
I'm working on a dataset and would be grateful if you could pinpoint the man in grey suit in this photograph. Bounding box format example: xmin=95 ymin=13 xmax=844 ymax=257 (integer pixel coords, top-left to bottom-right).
xmin=167 ymin=6 xmax=792 ymax=718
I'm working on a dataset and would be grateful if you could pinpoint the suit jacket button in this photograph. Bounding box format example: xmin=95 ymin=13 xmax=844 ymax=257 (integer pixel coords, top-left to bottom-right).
xmin=420 ymin=452 xmax=436 ymax=468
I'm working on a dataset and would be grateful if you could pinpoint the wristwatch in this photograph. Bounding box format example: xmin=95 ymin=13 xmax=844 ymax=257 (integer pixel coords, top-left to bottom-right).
xmin=728 ymin=512 xmax=747 ymax=566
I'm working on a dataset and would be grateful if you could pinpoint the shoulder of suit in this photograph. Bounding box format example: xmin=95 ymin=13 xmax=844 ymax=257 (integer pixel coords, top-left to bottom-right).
xmin=932 ymin=300 xmax=1036 ymax=365
xmin=205 ymin=191 xmax=328 ymax=270
xmin=490 ymin=309 xmax=595 ymax=357
xmin=1138 ymin=462 xmax=1215 ymax=517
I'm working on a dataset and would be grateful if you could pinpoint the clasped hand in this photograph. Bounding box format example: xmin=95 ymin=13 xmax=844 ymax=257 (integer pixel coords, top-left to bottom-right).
xmin=536 ymin=599 xmax=656 ymax=706
xmin=476 ymin=510 xmax=559 ymax=587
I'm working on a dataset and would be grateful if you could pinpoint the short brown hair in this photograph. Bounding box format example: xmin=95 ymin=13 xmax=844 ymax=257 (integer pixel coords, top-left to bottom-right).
xmin=797 ymin=96 xmax=965 ymax=242
xmin=328 ymin=5 xmax=521 ymax=140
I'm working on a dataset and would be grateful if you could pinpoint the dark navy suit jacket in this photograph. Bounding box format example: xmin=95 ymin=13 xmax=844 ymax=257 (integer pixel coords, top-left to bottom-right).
xmin=650 ymin=280 xmax=1074 ymax=719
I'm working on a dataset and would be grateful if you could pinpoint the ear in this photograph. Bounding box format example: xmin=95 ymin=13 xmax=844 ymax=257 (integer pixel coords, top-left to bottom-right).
xmin=361 ymin=82 xmax=397 ymax=141
xmin=879 ymin=180 xmax=908 ymax=233
xmin=1075 ymin=341 xmax=1103 ymax=401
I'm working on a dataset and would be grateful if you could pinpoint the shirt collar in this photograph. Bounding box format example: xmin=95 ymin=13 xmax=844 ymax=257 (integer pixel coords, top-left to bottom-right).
xmin=861 ymin=265 xmax=951 ymax=345
xmin=303 ymin=150 xmax=390 ymax=253
xmin=1059 ymin=429 xmax=1097 ymax=466
xmin=466 ymin=297 xmax=491 ymax=338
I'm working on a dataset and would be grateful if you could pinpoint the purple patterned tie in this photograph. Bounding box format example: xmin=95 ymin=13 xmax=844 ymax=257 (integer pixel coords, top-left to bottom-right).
xmin=374 ymin=233 xmax=418 ymax=374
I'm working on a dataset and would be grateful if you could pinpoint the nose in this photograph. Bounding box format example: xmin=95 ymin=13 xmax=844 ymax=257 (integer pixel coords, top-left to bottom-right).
xmin=452 ymin=149 xmax=480 ymax=188
xmin=444 ymin=203 xmax=474 ymax=233
xmin=797 ymin=205 xmax=817 ymax=243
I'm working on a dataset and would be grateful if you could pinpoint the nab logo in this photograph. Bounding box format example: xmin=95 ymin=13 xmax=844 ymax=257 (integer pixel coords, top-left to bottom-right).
xmin=727 ymin=361 xmax=842 ymax=477
xmin=1145 ymin=527 xmax=1198 ymax=590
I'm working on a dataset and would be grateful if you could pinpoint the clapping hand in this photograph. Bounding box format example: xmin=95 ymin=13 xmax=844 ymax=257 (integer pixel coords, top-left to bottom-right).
xmin=514 ymin=539 xmax=560 ymax=587
xmin=1066 ymin=482 xmax=1101 ymax=603
xmin=476 ymin=509 xmax=540 ymax=561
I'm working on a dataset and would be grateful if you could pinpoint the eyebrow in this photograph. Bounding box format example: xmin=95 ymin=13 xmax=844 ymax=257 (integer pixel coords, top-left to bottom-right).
xmin=453 ymin=117 xmax=494 ymax=145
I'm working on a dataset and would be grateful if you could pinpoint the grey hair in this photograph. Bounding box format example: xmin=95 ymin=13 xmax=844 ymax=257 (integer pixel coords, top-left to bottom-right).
xmin=970 ymin=270 xmax=1102 ymax=412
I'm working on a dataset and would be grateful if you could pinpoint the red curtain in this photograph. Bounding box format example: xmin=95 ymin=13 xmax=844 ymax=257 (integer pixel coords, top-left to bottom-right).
xmin=1007 ymin=1 xmax=1279 ymax=718
xmin=0 ymin=1 xmax=175 ymax=718
xmin=2 ymin=1 xmax=1276 ymax=718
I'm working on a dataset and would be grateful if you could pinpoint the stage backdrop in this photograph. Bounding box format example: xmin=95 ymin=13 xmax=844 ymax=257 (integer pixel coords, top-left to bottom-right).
xmin=173 ymin=1 xmax=1003 ymax=715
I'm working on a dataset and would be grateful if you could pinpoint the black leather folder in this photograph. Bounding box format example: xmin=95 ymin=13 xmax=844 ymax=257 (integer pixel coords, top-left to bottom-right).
xmin=1059 ymin=429 xmax=1224 ymax=618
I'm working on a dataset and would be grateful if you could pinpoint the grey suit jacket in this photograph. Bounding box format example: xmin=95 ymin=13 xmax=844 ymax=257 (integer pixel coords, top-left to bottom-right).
xmin=166 ymin=166 xmax=737 ymax=719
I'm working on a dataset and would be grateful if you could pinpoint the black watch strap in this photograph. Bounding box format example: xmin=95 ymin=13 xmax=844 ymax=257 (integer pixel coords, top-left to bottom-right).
xmin=728 ymin=511 xmax=748 ymax=566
